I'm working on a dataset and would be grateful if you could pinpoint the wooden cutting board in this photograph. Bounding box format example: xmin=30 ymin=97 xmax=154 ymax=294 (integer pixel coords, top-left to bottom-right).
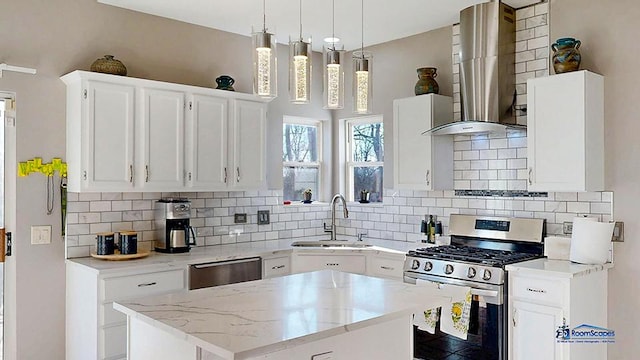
xmin=90 ymin=251 xmax=150 ymax=261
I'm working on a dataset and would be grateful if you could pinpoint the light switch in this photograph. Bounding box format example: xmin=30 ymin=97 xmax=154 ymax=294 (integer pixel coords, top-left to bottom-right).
xmin=31 ymin=225 xmax=52 ymax=245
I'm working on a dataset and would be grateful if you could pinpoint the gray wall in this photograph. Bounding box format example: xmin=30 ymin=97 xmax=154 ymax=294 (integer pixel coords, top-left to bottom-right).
xmin=550 ymin=0 xmax=640 ymax=356
xmin=331 ymin=27 xmax=454 ymax=191
xmin=0 ymin=0 xmax=328 ymax=358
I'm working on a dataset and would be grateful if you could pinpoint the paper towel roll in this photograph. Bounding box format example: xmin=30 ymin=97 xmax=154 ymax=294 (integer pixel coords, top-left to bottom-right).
xmin=570 ymin=217 xmax=614 ymax=264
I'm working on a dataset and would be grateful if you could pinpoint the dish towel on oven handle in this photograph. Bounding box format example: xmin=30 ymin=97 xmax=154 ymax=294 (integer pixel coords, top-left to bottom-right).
xmin=414 ymin=279 xmax=472 ymax=340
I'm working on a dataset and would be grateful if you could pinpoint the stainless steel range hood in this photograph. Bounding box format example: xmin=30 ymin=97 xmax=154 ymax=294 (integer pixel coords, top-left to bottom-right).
xmin=425 ymin=1 xmax=524 ymax=136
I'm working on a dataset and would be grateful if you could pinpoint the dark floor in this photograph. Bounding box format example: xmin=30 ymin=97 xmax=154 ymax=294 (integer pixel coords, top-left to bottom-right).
xmin=413 ymin=307 xmax=498 ymax=360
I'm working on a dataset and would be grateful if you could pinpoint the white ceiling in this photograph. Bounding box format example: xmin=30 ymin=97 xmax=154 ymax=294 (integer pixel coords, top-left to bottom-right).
xmin=98 ymin=0 xmax=540 ymax=51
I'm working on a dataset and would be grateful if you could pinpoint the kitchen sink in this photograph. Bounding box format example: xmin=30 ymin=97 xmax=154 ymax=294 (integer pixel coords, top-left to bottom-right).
xmin=290 ymin=240 xmax=372 ymax=248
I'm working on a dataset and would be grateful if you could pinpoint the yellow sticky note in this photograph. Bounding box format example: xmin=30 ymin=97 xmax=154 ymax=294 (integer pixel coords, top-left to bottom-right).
xmin=18 ymin=162 xmax=29 ymax=177
xmin=52 ymin=158 xmax=62 ymax=171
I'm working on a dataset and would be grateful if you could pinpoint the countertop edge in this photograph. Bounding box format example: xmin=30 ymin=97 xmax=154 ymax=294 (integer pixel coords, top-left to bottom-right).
xmin=505 ymin=258 xmax=614 ymax=278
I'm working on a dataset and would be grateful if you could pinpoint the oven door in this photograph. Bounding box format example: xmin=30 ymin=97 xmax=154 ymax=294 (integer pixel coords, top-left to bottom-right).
xmin=405 ymin=272 xmax=505 ymax=360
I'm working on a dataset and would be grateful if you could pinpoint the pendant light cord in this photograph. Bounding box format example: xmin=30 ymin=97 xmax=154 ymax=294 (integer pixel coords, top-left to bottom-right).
xmin=299 ymin=0 xmax=303 ymax=40
xmin=331 ymin=0 xmax=336 ymax=50
xmin=262 ymin=0 xmax=266 ymax=32
xmin=360 ymin=0 xmax=364 ymax=57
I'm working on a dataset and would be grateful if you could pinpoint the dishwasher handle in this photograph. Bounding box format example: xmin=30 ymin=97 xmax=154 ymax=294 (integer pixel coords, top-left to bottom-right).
xmin=191 ymin=257 xmax=262 ymax=269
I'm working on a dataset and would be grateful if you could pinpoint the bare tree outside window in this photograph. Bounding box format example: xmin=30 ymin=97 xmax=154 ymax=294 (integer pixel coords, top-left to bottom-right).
xmin=283 ymin=121 xmax=321 ymax=201
xmin=347 ymin=119 xmax=384 ymax=202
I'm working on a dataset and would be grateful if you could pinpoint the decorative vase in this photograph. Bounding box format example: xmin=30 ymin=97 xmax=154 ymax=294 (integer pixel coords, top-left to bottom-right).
xmin=414 ymin=67 xmax=439 ymax=95
xmin=552 ymin=38 xmax=581 ymax=74
xmin=216 ymin=75 xmax=235 ymax=91
xmin=90 ymin=55 xmax=127 ymax=76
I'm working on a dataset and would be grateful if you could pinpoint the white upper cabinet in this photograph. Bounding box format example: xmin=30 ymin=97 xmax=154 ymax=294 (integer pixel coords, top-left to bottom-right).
xmin=185 ymin=94 xmax=228 ymax=190
xmin=229 ymin=99 xmax=267 ymax=190
xmin=393 ymin=94 xmax=453 ymax=190
xmin=139 ymin=88 xmax=185 ymax=190
xmin=527 ymin=71 xmax=604 ymax=192
xmin=66 ymin=80 xmax=135 ymax=192
xmin=62 ymin=71 xmax=269 ymax=192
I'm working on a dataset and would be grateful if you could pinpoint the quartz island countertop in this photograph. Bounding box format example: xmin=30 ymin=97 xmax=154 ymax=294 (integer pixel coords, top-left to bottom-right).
xmin=113 ymin=270 xmax=449 ymax=359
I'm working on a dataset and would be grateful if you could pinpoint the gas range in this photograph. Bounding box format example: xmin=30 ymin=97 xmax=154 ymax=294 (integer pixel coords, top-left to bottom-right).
xmin=405 ymin=245 xmax=543 ymax=286
xmin=404 ymin=214 xmax=546 ymax=287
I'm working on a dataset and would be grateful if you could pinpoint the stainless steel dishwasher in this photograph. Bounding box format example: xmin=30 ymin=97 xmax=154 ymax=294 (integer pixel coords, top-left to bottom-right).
xmin=189 ymin=257 xmax=262 ymax=290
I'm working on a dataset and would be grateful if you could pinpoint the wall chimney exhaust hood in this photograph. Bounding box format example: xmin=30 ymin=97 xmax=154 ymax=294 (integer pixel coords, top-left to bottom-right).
xmin=424 ymin=1 xmax=524 ymax=136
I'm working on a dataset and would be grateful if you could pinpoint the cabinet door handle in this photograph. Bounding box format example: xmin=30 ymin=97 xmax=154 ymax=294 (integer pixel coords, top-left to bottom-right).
xmin=526 ymin=287 xmax=547 ymax=294
xmin=188 ymin=172 xmax=192 ymax=181
xmin=129 ymin=165 xmax=133 ymax=183
xmin=425 ymin=170 xmax=430 ymax=186
xmin=528 ymin=167 xmax=533 ymax=185
xmin=272 ymin=265 xmax=285 ymax=270
xmin=83 ymin=170 xmax=87 ymax=180
xmin=137 ymin=282 xmax=157 ymax=287
xmin=513 ymin=309 xmax=517 ymax=327
xmin=236 ymin=167 xmax=240 ymax=183
xmin=224 ymin=167 xmax=228 ymax=183
xmin=380 ymin=266 xmax=394 ymax=271
xmin=145 ymin=165 xmax=150 ymax=182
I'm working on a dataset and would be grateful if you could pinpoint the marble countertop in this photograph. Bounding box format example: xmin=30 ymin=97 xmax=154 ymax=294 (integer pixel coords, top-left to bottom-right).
xmin=113 ymin=270 xmax=449 ymax=359
xmin=66 ymin=238 xmax=436 ymax=274
xmin=505 ymin=258 xmax=614 ymax=278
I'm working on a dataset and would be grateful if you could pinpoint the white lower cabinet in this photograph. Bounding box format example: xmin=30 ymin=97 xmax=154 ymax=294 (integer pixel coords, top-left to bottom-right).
xmin=262 ymin=254 xmax=291 ymax=279
xmin=366 ymin=252 xmax=405 ymax=280
xmin=507 ymin=263 xmax=608 ymax=360
xmin=291 ymin=253 xmax=367 ymax=275
xmin=66 ymin=262 xmax=187 ymax=360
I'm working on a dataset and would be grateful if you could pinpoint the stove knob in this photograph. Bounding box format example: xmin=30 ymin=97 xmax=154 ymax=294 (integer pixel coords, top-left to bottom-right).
xmin=424 ymin=261 xmax=433 ymax=272
xmin=467 ymin=267 xmax=477 ymax=279
xmin=483 ymin=269 xmax=492 ymax=281
xmin=411 ymin=259 xmax=420 ymax=270
xmin=444 ymin=264 xmax=454 ymax=274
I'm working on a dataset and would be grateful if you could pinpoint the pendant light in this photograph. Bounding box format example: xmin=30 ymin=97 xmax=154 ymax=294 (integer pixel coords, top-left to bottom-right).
xmin=323 ymin=0 xmax=345 ymax=109
xmin=252 ymin=0 xmax=277 ymax=99
xmin=289 ymin=0 xmax=311 ymax=104
xmin=353 ymin=0 xmax=372 ymax=114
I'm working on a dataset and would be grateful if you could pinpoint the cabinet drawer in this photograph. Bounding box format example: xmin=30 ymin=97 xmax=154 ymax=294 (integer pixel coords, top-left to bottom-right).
xmin=368 ymin=255 xmax=405 ymax=279
xmin=102 ymin=269 xmax=185 ymax=302
xmin=100 ymin=324 xmax=126 ymax=359
xmin=295 ymin=255 xmax=366 ymax=274
xmin=511 ymin=275 xmax=565 ymax=305
xmin=263 ymin=256 xmax=291 ymax=278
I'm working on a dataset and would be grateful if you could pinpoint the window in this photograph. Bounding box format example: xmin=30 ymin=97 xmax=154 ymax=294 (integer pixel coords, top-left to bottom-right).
xmin=283 ymin=118 xmax=322 ymax=201
xmin=346 ymin=117 xmax=384 ymax=202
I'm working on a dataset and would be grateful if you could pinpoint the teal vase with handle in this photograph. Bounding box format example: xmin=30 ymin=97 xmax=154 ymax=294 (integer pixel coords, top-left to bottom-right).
xmin=552 ymin=38 xmax=581 ymax=74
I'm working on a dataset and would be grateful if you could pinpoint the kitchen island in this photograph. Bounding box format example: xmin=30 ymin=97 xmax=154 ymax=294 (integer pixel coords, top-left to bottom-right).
xmin=114 ymin=270 xmax=449 ymax=360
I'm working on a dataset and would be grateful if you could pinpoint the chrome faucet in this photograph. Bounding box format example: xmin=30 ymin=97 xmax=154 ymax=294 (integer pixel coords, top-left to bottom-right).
xmin=324 ymin=194 xmax=349 ymax=241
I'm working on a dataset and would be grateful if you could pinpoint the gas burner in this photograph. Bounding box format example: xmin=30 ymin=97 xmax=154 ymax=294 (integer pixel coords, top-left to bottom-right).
xmin=408 ymin=245 xmax=541 ymax=267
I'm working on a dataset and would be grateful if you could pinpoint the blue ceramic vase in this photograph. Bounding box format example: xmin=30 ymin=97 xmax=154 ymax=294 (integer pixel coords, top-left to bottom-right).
xmin=552 ymin=38 xmax=581 ymax=74
xmin=215 ymin=75 xmax=235 ymax=91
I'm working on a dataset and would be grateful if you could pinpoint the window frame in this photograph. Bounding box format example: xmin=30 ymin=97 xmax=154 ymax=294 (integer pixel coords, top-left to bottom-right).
xmin=344 ymin=115 xmax=384 ymax=202
xmin=282 ymin=117 xmax=324 ymax=202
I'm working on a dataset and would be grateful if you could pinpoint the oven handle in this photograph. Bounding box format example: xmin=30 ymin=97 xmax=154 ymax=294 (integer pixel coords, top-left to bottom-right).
xmin=470 ymin=288 xmax=499 ymax=298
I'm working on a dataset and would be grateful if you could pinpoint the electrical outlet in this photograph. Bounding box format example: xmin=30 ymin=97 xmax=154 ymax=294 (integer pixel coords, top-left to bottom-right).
xmin=612 ymin=221 xmax=624 ymax=242
xmin=563 ymin=222 xmax=573 ymax=235
xmin=234 ymin=213 xmax=247 ymax=223
xmin=257 ymin=210 xmax=270 ymax=225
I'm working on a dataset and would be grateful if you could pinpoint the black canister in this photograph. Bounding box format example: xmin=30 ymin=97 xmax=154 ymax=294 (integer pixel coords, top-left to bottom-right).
xmin=96 ymin=232 xmax=115 ymax=255
xmin=119 ymin=231 xmax=138 ymax=255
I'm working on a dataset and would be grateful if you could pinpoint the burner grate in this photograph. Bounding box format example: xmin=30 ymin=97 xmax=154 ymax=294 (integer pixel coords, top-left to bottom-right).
xmin=408 ymin=245 xmax=541 ymax=266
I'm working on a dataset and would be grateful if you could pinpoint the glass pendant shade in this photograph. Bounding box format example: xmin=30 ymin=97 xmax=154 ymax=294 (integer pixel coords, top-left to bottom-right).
xmin=352 ymin=51 xmax=372 ymax=114
xmin=252 ymin=29 xmax=277 ymax=99
xmin=289 ymin=37 xmax=312 ymax=104
xmin=323 ymin=46 xmax=345 ymax=109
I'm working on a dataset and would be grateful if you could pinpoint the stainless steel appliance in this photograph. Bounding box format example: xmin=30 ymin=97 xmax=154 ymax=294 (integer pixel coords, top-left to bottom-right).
xmin=404 ymin=214 xmax=545 ymax=360
xmin=154 ymin=198 xmax=196 ymax=253
xmin=189 ymin=257 xmax=262 ymax=290
xmin=425 ymin=1 xmax=524 ymax=136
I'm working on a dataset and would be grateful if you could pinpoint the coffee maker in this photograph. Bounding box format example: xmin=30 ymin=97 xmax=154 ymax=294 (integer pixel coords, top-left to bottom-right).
xmin=154 ymin=198 xmax=196 ymax=253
